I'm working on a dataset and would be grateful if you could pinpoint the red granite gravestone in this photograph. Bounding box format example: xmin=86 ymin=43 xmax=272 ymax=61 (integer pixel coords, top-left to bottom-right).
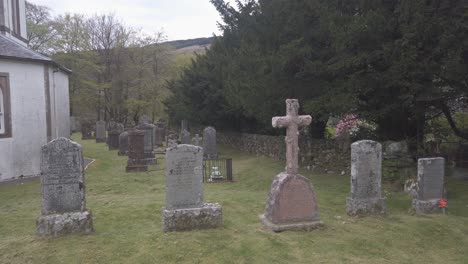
xmin=260 ymin=99 xmax=323 ymax=232
xmin=126 ymin=129 xmax=148 ymax=173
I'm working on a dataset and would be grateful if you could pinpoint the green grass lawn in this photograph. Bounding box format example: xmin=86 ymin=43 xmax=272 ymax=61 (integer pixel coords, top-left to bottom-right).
xmin=1 ymin=135 xmax=468 ymax=264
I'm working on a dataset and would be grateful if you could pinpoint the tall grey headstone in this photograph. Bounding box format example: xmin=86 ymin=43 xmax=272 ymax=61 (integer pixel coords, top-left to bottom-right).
xmin=203 ymin=127 xmax=218 ymax=159
xmin=346 ymin=140 xmax=386 ymax=215
xmin=136 ymin=123 xmax=156 ymax=165
xmin=95 ymin=120 xmax=106 ymax=143
xmin=118 ymin=130 xmax=129 ymax=156
xmin=181 ymin=120 xmax=188 ymax=131
xmin=162 ymin=145 xmax=222 ymax=232
xmin=154 ymin=123 xmax=165 ymax=147
xmin=180 ymin=129 xmax=191 ymax=145
xmin=36 ymin=138 xmax=94 ymax=236
xmin=412 ymin=157 xmax=445 ymax=214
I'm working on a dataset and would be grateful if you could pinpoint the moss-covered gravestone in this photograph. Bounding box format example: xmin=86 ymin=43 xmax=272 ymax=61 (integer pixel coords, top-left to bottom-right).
xmin=36 ymin=138 xmax=94 ymax=236
xmin=346 ymin=140 xmax=386 ymax=215
xmin=162 ymin=144 xmax=222 ymax=232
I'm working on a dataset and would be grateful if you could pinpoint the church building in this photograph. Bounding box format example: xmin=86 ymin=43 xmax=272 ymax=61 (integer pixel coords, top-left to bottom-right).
xmin=0 ymin=0 xmax=71 ymax=181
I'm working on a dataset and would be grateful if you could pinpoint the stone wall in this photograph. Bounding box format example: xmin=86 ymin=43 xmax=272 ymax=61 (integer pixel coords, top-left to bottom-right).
xmin=217 ymin=132 xmax=349 ymax=173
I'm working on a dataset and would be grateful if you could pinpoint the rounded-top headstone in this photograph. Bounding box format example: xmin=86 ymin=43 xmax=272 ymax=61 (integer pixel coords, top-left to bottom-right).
xmin=350 ymin=140 xmax=382 ymax=199
xmin=203 ymin=126 xmax=218 ymax=159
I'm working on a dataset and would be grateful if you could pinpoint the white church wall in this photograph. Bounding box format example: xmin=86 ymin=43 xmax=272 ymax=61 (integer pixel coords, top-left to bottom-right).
xmin=0 ymin=60 xmax=47 ymax=180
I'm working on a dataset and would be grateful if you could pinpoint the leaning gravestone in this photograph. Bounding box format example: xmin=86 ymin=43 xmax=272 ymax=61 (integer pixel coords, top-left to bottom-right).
xmin=36 ymin=138 xmax=94 ymax=236
xmin=162 ymin=145 xmax=222 ymax=232
xmin=108 ymin=123 xmax=124 ymax=150
xmin=136 ymin=122 xmax=156 ymax=165
xmin=346 ymin=140 xmax=386 ymax=215
xmin=203 ymin=127 xmax=218 ymax=159
xmin=118 ymin=130 xmax=129 ymax=156
xmin=412 ymin=157 xmax=445 ymax=214
xmin=126 ymin=129 xmax=148 ymax=172
xmin=95 ymin=120 xmax=106 ymax=143
xmin=180 ymin=129 xmax=191 ymax=145
xmin=260 ymin=99 xmax=323 ymax=232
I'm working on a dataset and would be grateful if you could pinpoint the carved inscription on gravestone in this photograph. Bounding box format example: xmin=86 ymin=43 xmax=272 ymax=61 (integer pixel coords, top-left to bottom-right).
xmin=41 ymin=138 xmax=85 ymax=215
xmin=165 ymin=145 xmax=203 ymax=209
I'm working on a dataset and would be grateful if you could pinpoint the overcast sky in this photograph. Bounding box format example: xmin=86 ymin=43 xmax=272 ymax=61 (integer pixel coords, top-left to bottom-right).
xmin=30 ymin=0 xmax=225 ymax=41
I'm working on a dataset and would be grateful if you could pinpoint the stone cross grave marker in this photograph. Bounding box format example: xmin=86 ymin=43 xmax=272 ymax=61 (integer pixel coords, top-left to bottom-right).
xmin=126 ymin=129 xmax=148 ymax=172
xmin=203 ymin=127 xmax=218 ymax=159
xmin=162 ymin=144 xmax=222 ymax=232
xmin=95 ymin=120 xmax=106 ymax=143
xmin=260 ymin=99 xmax=323 ymax=232
xmin=346 ymin=140 xmax=386 ymax=215
xmin=412 ymin=157 xmax=445 ymax=214
xmin=36 ymin=138 xmax=94 ymax=236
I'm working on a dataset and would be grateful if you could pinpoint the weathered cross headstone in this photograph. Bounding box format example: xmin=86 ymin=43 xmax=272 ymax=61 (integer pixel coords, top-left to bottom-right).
xmin=80 ymin=120 xmax=94 ymax=140
xmin=260 ymin=99 xmax=323 ymax=232
xmin=118 ymin=130 xmax=129 ymax=156
xmin=36 ymin=138 xmax=94 ymax=236
xmin=193 ymin=134 xmax=202 ymax=147
xmin=203 ymin=127 xmax=218 ymax=159
xmin=162 ymin=145 xmax=222 ymax=232
xmin=126 ymin=129 xmax=148 ymax=172
xmin=95 ymin=120 xmax=106 ymax=143
xmin=412 ymin=157 xmax=445 ymax=214
xmin=136 ymin=122 xmax=156 ymax=165
xmin=346 ymin=140 xmax=386 ymax=215
xmin=108 ymin=122 xmax=124 ymax=150
xmin=180 ymin=129 xmax=191 ymax=145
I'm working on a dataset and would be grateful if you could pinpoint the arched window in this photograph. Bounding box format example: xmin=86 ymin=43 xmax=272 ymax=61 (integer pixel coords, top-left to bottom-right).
xmin=0 ymin=73 xmax=11 ymax=138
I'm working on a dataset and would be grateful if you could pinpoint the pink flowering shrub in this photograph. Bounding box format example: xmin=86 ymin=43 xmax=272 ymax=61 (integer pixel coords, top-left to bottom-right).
xmin=335 ymin=114 xmax=359 ymax=139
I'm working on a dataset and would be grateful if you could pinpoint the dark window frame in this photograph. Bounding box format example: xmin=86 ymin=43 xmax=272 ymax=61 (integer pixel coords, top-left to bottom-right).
xmin=11 ymin=0 xmax=20 ymax=35
xmin=0 ymin=72 xmax=12 ymax=138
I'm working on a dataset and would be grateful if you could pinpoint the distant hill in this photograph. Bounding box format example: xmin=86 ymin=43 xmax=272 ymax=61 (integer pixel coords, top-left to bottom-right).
xmin=164 ymin=37 xmax=214 ymax=50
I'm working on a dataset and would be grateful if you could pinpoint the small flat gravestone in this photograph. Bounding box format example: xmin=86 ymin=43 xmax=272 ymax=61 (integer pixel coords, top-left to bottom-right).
xmin=36 ymin=138 xmax=94 ymax=236
xmin=346 ymin=140 xmax=386 ymax=215
xmin=260 ymin=99 xmax=323 ymax=232
xmin=118 ymin=130 xmax=129 ymax=156
xmin=126 ymin=129 xmax=148 ymax=172
xmin=180 ymin=129 xmax=191 ymax=145
xmin=203 ymin=127 xmax=218 ymax=159
xmin=162 ymin=145 xmax=222 ymax=232
xmin=95 ymin=120 xmax=106 ymax=143
xmin=412 ymin=157 xmax=445 ymax=214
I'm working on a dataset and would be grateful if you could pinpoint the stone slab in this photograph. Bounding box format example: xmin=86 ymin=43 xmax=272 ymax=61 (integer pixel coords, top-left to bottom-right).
xmin=36 ymin=210 xmax=94 ymax=237
xmin=259 ymin=214 xmax=323 ymax=232
xmin=162 ymin=203 xmax=222 ymax=232
xmin=412 ymin=199 xmax=442 ymax=214
xmin=346 ymin=197 xmax=386 ymax=216
xmin=417 ymin=158 xmax=445 ymax=200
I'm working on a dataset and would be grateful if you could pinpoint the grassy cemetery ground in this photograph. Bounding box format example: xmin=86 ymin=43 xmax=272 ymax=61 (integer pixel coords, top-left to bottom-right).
xmin=1 ymin=135 xmax=468 ymax=263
